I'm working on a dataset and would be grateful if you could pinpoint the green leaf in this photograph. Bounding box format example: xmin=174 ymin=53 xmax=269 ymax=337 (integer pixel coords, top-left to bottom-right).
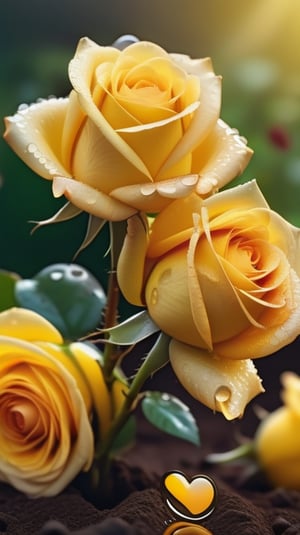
xmin=141 ymin=391 xmax=200 ymax=446
xmin=0 ymin=270 xmax=20 ymax=311
xmin=105 ymin=310 xmax=160 ymax=345
xmin=15 ymin=263 xmax=107 ymax=340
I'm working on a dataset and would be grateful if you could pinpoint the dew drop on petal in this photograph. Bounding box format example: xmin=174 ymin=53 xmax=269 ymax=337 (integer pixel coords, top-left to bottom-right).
xmin=27 ymin=143 xmax=37 ymax=154
xmin=86 ymin=197 xmax=97 ymax=206
xmin=112 ymin=34 xmax=140 ymax=50
xmin=140 ymin=184 xmax=156 ymax=196
xmin=150 ymin=287 xmax=158 ymax=305
xmin=18 ymin=103 xmax=29 ymax=112
xmin=181 ymin=174 xmax=198 ymax=186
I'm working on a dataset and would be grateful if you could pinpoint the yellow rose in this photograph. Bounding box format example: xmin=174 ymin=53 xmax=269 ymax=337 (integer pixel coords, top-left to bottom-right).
xmin=255 ymin=372 xmax=300 ymax=490
xmin=0 ymin=307 xmax=111 ymax=497
xmin=4 ymin=38 xmax=252 ymax=220
xmin=117 ymin=180 xmax=300 ymax=418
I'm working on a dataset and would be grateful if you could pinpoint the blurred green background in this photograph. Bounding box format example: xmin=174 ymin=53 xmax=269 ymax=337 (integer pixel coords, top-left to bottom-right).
xmin=1 ymin=0 xmax=300 ymax=283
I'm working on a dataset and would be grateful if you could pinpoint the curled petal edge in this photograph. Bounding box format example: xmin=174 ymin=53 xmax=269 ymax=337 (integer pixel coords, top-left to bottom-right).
xmin=52 ymin=176 xmax=137 ymax=221
xmin=111 ymin=174 xmax=199 ymax=213
xmin=169 ymin=339 xmax=264 ymax=420
xmin=117 ymin=214 xmax=149 ymax=306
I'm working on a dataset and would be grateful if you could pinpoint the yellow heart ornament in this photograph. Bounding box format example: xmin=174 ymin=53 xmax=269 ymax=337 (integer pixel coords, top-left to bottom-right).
xmin=161 ymin=471 xmax=217 ymax=522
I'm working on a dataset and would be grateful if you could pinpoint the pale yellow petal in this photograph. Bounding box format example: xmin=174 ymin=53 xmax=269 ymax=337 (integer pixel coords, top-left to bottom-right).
xmin=215 ymin=269 xmax=300 ymax=359
xmin=192 ymin=119 xmax=253 ymax=193
xmin=61 ymin=90 xmax=86 ymax=171
xmin=169 ymin=339 xmax=264 ymax=420
xmin=255 ymin=407 xmax=300 ymax=490
xmin=159 ymin=73 xmax=222 ymax=175
xmin=0 ymin=308 xmax=62 ymax=344
xmin=52 ymin=176 xmax=137 ymax=220
xmin=280 ymin=372 xmax=300 ymax=416
xmin=145 ymin=249 xmax=209 ymax=348
xmin=0 ymin=340 xmax=94 ymax=496
xmin=4 ymin=98 xmax=71 ymax=180
xmin=117 ymin=40 xmax=170 ymax=62
xmin=204 ymin=179 xmax=269 ymax=216
xmin=69 ymin=37 xmax=151 ymax=179
xmin=71 ymin=115 xmax=149 ymax=190
xmin=170 ymin=55 xmax=215 ymax=77
xmin=117 ymin=214 xmax=149 ymax=305
xmin=187 ymin=213 xmax=212 ymax=350
xmin=68 ymin=342 xmax=112 ymax=437
xmin=36 ymin=342 xmax=93 ymax=414
xmin=111 ymin=174 xmax=198 ymax=214
xmin=146 ymin=181 xmax=269 ymax=258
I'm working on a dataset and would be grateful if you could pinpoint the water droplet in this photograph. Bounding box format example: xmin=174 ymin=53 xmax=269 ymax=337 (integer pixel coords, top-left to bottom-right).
xmin=150 ymin=287 xmax=158 ymax=305
xmin=140 ymin=184 xmax=156 ymax=196
xmin=27 ymin=143 xmax=37 ymax=154
xmin=50 ymin=271 xmax=63 ymax=281
xmin=181 ymin=174 xmax=198 ymax=186
xmin=112 ymin=34 xmax=140 ymax=50
xmin=18 ymin=103 xmax=29 ymax=112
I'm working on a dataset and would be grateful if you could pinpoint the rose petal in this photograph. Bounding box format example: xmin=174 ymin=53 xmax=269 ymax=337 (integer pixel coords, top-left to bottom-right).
xmin=281 ymin=372 xmax=300 ymax=416
xmin=116 ymin=101 xmax=200 ymax=133
xmin=192 ymin=119 xmax=253 ymax=192
xmin=117 ymin=214 xmax=149 ymax=305
xmin=0 ymin=336 xmax=94 ymax=496
xmin=69 ymin=37 xmax=151 ymax=179
xmin=146 ymin=181 xmax=270 ymax=259
xmin=68 ymin=342 xmax=112 ymax=437
xmin=0 ymin=308 xmax=62 ymax=344
xmin=159 ymin=72 xmax=222 ymax=175
xmin=4 ymin=98 xmax=71 ymax=180
xmin=169 ymin=339 xmax=264 ymax=420
xmin=70 ymin=114 xmax=149 ymax=190
xmin=52 ymin=176 xmax=137 ymax=221
xmin=111 ymin=174 xmax=198 ymax=213
xmin=215 ymin=268 xmax=300 ymax=359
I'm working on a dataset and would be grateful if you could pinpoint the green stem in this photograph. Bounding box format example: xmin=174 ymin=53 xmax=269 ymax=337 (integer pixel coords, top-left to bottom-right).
xmin=97 ymin=354 xmax=150 ymax=461
xmin=206 ymin=442 xmax=256 ymax=464
xmin=102 ymin=270 xmax=121 ymax=383
xmin=102 ymin=221 xmax=128 ymax=384
xmin=97 ymin=332 xmax=170 ymax=461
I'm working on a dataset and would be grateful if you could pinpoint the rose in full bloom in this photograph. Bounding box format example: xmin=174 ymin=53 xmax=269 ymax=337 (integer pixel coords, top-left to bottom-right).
xmin=255 ymin=372 xmax=300 ymax=490
xmin=117 ymin=180 xmax=300 ymax=418
xmin=4 ymin=38 xmax=252 ymax=221
xmin=0 ymin=307 xmax=112 ymax=497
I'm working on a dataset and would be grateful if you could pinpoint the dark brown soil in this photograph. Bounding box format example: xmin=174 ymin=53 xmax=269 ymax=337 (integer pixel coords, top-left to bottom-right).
xmin=1 ymin=338 xmax=300 ymax=535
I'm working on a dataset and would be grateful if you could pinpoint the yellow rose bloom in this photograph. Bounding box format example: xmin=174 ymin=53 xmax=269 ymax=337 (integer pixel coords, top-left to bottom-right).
xmin=4 ymin=38 xmax=252 ymax=220
xmin=255 ymin=372 xmax=300 ymax=490
xmin=117 ymin=180 xmax=300 ymax=418
xmin=0 ymin=307 xmax=111 ymax=497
